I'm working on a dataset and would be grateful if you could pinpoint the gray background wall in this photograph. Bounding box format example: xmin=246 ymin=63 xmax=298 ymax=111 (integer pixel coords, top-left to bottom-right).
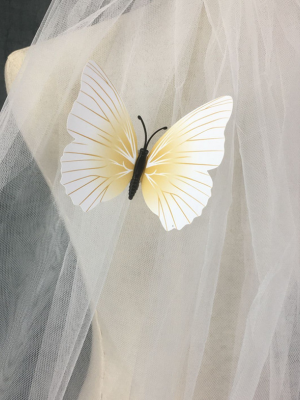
xmin=0 ymin=0 xmax=52 ymax=106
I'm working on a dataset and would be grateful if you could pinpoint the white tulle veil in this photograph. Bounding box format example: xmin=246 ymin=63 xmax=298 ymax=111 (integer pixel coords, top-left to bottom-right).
xmin=1 ymin=0 xmax=300 ymax=399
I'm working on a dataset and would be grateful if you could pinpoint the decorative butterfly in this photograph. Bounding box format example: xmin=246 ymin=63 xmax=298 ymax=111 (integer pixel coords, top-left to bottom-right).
xmin=60 ymin=60 xmax=233 ymax=231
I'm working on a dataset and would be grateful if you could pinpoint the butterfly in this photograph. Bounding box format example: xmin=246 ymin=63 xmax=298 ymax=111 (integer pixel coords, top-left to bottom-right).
xmin=60 ymin=60 xmax=233 ymax=231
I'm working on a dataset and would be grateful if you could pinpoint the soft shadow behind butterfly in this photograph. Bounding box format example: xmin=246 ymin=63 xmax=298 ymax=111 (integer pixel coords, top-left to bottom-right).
xmin=60 ymin=60 xmax=233 ymax=231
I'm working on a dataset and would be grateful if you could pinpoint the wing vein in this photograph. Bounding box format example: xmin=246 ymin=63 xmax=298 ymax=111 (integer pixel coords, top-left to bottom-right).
xmin=68 ymin=176 xmax=101 ymax=195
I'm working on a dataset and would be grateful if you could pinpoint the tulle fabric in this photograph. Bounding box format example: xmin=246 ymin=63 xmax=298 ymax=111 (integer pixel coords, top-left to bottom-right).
xmin=0 ymin=0 xmax=300 ymax=399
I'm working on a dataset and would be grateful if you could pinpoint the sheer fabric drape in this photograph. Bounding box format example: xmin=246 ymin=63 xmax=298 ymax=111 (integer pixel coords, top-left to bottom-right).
xmin=0 ymin=0 xmax=300 ymax=399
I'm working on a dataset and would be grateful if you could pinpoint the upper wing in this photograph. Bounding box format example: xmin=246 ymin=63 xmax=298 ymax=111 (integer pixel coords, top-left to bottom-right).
xmin=61 ymin=60 xmax=137 ymax=212
xmin=141 ymin=96 xmax=233 ymax=231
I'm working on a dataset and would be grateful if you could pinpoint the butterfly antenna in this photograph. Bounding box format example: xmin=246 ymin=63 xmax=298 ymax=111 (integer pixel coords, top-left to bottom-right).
xmin=138 ymin=116 xmax=148 ymax=148
xmin=146 ymin=126 xmax=168 ymax=148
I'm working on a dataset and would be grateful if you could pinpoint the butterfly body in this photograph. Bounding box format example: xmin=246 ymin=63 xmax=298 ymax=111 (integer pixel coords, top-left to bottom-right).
xmin=128 ymin=147 xmax=149 ymax=200
xmin=61 ymin=60 xmax=233 ymax=230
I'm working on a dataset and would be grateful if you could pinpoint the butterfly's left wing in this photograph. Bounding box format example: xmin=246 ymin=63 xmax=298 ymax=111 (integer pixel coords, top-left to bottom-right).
xmin=61 ymin=61 xmax=137 ymax=212
xmin=141 ymin=96 xmax=233 ymax=231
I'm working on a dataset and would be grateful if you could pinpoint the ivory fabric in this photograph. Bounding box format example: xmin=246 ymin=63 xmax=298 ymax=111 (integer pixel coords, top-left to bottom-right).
xmin=1 ymin=0 xmax=300 ymax=399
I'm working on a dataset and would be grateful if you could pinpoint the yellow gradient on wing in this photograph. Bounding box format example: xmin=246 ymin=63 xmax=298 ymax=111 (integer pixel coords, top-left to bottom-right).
xmin=142 ymin=96 xmax=233 ymax=231
xmin=60 ymin=61 xmax=138 ymax=212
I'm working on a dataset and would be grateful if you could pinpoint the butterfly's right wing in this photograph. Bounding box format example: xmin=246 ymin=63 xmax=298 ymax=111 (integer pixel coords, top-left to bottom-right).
xmin=141 ymin=96 xmax=233 ymax=231
xmin=61 ymin=61 xmax=138 ymax=212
